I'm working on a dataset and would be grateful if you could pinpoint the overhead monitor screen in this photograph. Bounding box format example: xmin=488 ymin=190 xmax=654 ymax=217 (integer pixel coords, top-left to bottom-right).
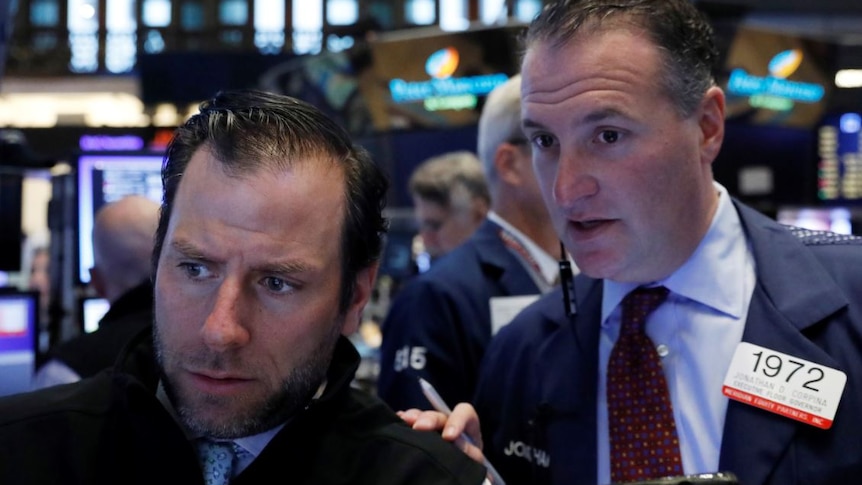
xmin=364 ymin=24 xmax=524 ymax=131
xmin=723 ymin=27 xmax=835 ymax=128
xmin=818 ymin=112 xmax=862 ymax=203
xmin=76 ymin=152 xmax=163 ymax=284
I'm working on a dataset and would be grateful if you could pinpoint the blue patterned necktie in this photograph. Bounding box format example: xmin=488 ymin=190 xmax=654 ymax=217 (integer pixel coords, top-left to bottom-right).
xmin=196 ymin=440 xmax=237 ymax=485
xmin=607 ymin=286 xmax=683 ymax=483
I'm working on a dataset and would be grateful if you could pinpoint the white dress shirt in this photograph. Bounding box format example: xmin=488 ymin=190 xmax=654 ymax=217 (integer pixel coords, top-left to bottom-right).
xmin=487 ymin=210 xmax=571 ymax=289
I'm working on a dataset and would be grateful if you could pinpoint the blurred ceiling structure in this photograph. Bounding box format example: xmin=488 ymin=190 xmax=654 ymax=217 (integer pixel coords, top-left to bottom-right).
xmin=698 ymin=0 xmax=862 ymax=47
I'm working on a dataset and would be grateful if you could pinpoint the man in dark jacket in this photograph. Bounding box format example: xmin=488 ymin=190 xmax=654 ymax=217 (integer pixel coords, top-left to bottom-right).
xmin=0 ymin=89 xmax=487 ymax=485
xmin=378 ymin=75 xmax=564 ymax=411
xmin=31 ymin=195 xmax=158 ymax=388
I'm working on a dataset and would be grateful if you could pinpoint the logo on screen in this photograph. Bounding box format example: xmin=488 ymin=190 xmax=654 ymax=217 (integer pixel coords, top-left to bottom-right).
xmin=727 ymin=47 xmax=824 ymax=111
xmin=388 ymin=44 xmax=509 ymax=111
xmin=768 ymin=49 xmax=803 ymax=79
xmin=425 ymin=47 xmax=460 ymax=79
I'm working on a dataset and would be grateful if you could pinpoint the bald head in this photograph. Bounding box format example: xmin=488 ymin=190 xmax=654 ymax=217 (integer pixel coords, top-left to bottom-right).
xmin=90 ymin=195 xmax=160 ymax=303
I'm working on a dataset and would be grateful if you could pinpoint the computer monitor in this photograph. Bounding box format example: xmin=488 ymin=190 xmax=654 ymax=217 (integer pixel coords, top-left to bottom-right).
xmin=79 ymin=296 xmax=110 ymax=334
xmin=75 ymin=152 xmax=164 ymax=285
xmin=776 ymin=206 xmax=855 ymax=235
xmin=816 ymin=112 xmax=862 ymax=204
xmin=0 ymin=290 xmax=39 ymax=396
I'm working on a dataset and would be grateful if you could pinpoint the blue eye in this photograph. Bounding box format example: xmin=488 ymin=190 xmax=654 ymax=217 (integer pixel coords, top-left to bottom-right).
xmin=179 ymin=262 xmax=208 ymax=279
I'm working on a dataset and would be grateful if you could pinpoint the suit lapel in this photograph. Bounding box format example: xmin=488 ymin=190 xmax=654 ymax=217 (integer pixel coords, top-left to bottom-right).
xmin=533 ymin=277 xmax=603 ymax=484
xmin=473 ymin=219 xmax=542 ymax=295
xmin=534 ymin=277 xmax=601 ymax=409
xmin=720 ymin=202 xmax=848 ymax=485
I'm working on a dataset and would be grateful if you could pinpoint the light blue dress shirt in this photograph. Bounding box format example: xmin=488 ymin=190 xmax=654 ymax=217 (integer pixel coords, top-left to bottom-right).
xmin=156 ymin=382 xmax=285 ymax=477
xmin=596 ymin=183 xmax=757 ymax=484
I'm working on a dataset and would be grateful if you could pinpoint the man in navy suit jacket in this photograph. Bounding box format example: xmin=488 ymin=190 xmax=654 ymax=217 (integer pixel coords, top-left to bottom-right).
xmin=403 ymin=1 xmax=862 ymax=484
xmin=377 ymin=74 xmax=565 ymax=411
xmin=474 ymin=202 xmax=862 ymax=485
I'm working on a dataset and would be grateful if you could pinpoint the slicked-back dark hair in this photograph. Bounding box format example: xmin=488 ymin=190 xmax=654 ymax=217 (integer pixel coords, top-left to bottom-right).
xmin=152 ymin=89 xmax=389 ymax=313
xmin=523 ymin=0 xmax=719 ymax=117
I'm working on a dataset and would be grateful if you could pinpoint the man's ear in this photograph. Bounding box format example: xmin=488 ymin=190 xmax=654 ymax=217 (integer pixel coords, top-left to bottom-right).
xmin=699 ymin=86 xmax=726 ymax=166
xmin=494 ymin=142 xmax=523 ymax=186
xmin=341 ymin=262 xmax=379 ymax=337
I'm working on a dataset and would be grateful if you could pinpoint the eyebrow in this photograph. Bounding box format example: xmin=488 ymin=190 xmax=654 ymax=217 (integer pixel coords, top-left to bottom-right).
xmin=169 ymin=239 xmax=312 ymax=275
xmin=582 ymin=107 xmax=626 ymax=124
xmin=522 ymin=107 xmax=629 ymax=132
xmin=522 ymin=117 xmax=546 ymax=132
xmin=254 ymin=260 xmax=311 ymax=276
xmin=169 ymin=239 xmax=208 ymax=260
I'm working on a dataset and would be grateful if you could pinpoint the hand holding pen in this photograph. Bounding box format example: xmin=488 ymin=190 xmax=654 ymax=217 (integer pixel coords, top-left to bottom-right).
xmin=418 ymin=378 xmax=507 ymax=485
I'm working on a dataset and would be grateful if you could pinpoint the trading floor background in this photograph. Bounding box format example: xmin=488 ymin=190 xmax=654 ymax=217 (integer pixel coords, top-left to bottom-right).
xmin=1 ymin=0 xmax=861 ymax=396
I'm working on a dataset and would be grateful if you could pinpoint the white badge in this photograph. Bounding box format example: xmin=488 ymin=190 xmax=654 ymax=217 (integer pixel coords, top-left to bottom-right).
xmin=722 ymin=342 xmax=847 ymax=429
xmin=489 ymin=295 xmax=540 ymax=336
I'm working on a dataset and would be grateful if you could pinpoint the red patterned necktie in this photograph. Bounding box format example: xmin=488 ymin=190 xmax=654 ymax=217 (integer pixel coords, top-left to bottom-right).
xmin=607 ymin=286 xmax=683 ymax=483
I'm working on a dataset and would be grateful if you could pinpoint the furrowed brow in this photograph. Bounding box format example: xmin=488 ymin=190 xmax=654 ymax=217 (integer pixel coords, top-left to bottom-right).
xmin=169 ymin=239 xmax=208 ymax=259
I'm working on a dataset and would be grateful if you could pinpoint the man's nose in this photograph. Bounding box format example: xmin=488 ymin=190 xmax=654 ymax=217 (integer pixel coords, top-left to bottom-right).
xmin=553 ymin=151 xmax=599 ymax=207
xmin=201 ymin=278 xmax=251 ymax=351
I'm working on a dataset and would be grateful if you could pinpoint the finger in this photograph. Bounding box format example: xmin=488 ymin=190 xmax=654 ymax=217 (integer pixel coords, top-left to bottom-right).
xmin=441 ymin=402 xmax=482 ymax=449
xmin=411 ymin=410 xmax=450 ymax=433
xmin=396 ymin=408 xmax=422 ymax=425
xmin=453 ymin=434 xmax=486 ymax=464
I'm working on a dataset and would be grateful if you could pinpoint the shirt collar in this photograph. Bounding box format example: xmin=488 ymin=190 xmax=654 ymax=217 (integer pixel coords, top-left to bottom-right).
xmin=487 ymin=210 xmax=560 ymax=284
xmin=602 ymin=182 xmax=748 ymax=322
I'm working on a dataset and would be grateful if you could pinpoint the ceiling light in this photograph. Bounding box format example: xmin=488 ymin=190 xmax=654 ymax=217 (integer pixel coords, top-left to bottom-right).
xmin=835 ymin=69 xmax=862 ymax=88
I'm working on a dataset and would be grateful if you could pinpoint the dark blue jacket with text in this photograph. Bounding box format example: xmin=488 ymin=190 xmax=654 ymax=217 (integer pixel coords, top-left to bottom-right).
xmin=475 ymin=200 xmax=862 ymax=485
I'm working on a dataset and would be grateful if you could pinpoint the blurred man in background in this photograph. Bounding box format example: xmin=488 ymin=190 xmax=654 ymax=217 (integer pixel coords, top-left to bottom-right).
xmin=378 ymin=75 xmax=566 ymax=411
xmin=407 ymin=150 xmax=489 ymax=265
xmin=31 ymin=194 xmax=158 ymax=388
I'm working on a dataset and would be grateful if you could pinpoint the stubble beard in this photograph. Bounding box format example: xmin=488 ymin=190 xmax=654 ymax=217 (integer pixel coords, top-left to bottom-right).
xmin=152 ymin=317 xmax=343 ymax=439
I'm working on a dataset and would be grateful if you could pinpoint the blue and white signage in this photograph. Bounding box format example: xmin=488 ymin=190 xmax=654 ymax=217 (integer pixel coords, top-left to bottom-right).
xmin=388 ymin=46 xmax=509 ymax=111
xmin=727 ymin=49 xmax=825 ymax=111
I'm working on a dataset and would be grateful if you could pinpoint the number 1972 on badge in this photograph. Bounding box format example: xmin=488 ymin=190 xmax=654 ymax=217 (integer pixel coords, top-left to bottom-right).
xmin=722 ymin=342 xmax=847 ymax=429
